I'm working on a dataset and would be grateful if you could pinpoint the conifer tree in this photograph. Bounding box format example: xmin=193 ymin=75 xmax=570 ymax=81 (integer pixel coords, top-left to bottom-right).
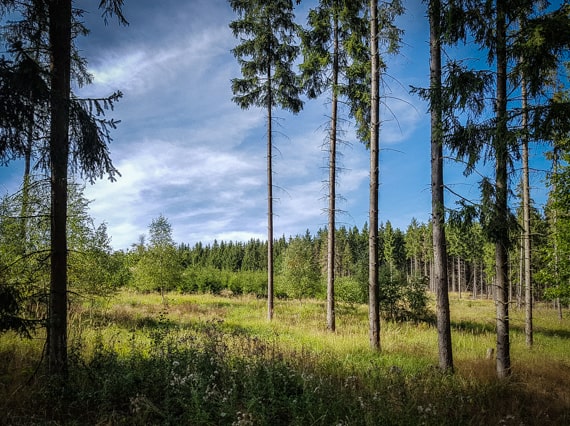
xmin=299 ymin=0 xmax=368 ymax=332
xmin=229 ymin=0 xmax=303 ymax=321
xmin=1 ymin=0 xmax=127 ymax=378
xmin=428 ymin=0 xmax=453 ymax=372
xmin=441 ymin=0 xmax=570 ymax=378
xmin=366 ymin=0 xmax=403 ymax=351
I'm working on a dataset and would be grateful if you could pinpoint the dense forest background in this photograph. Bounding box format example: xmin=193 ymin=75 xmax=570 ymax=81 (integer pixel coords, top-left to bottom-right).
xmin=1 ymin=180 xmax=565 ymax=323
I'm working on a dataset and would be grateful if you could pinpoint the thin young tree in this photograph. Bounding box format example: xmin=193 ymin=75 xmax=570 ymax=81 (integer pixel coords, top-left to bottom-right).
xmin=229 ymin=0 xmax=303 ymax=321
xmin=299 ymin=0 xmax=368 ymax=331
xmin=520 ymin=73 xmax=533 ymax=347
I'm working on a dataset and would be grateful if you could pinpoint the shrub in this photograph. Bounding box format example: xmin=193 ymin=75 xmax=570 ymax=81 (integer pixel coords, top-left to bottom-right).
xmin=380 ymin=267 xmax=432 ymax=323
xmin=335 ymin=276 xmax=367 ymax=305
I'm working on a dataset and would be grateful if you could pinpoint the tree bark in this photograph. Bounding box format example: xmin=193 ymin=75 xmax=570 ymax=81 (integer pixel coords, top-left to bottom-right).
xmin=327 ymin=10 xmax=339 ymax=333
xmin=495 ymin=0 xmax=511 ymax=378
xmin=521 ymin=77 xmax=533 ymax=347
xmin=551 ymin=149 xmax=562 ymax=320
xmin=458 ymin=256 xmax=462 ymax=299
xmin=429 ymin=0 xmax=453 ymax=372
xmin=267 ymin=64 xmax=274 ymax=322
xmin=368 ymin=0 xmax=380 ymax=351
xmin=48 ymin=0 xmax=72 ymax=378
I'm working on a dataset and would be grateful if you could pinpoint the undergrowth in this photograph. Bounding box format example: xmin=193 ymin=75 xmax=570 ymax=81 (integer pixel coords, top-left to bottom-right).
xmin=0 ymin=292 xmax=568 ymax=425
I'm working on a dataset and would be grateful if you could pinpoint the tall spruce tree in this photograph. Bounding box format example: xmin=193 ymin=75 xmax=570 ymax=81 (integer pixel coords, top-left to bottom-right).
xmin=540 ymin=63 xmax=570 ymax=318
xmin=52 ymin=0 xmax=126 ymax=378
xmin=513 ymin=3 xmax=570 ymax=347
xmin=299 ymin=0 xmax=368 ymax=332
xmin=340 ymin=0 xmax=402 ymax=350
xmin=428 ymin=0 xmax=453 ymax=372
xmin=1 ymin=0 xmax=127 ymax=378
xmin=47 ymin=0 xmax=73 ymax=378
xmin=367 ymin=0 xmax=403 ymax=351
xmin=442 ymin=0 xmax=570 ymax=378
xmin=229 ymin=0 xmax=303 ymax=321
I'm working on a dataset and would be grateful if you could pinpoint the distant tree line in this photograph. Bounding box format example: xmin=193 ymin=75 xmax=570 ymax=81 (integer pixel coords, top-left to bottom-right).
xmin=1 ymin=181 xmax=569 ymax=334
xmin=122 ymin=208 xmax=567 ymax=322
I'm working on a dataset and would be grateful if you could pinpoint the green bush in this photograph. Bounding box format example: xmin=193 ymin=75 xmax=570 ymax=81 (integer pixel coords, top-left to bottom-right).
xmin=335 ymin=276 xmax=367 ymax=305
xmin=177 ymin=267 xmax=224 ymax=294
xmin=380 ymin=267 xmax=432 ymax=323
xmin=238 ymin=270 xmax=267 ymax=297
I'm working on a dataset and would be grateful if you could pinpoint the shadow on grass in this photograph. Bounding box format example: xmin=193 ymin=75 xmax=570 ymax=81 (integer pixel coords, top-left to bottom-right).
xmin=451 ymin=319 xmax=495 ymax=335
xmin=452 ymin=319 xmax=570 ymax=341
xmin=531 ymin=326 xmax=570 ymax=339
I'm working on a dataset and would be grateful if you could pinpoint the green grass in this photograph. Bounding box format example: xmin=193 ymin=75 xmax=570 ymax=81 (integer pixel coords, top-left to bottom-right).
xmin=1 ymin=290 xmax=569 ymax=425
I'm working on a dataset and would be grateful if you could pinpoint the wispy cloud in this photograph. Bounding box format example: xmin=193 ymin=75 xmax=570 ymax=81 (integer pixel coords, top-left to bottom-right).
xmin=72 ymin=0 xmax=435 ymax=249
xmin=84 ymin=135 xmax=267 ymax=247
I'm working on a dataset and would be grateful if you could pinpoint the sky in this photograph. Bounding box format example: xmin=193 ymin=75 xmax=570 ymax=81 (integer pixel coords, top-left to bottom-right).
xmin=0 ymin=0 xmax=553 ymax=250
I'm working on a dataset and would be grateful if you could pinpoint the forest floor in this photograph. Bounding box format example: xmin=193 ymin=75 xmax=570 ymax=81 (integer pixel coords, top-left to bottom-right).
xmin=1 ymin=291 xmax=569 ymax=425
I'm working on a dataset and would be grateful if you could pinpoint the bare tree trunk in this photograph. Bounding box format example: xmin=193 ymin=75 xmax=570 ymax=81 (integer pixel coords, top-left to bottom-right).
xmin=267 ymin=64 xmax=274 ymax=322
xmin=327 ymin=12 xmax=339 ymax=333
xmin=458 ymin=256 xmax=462 ymax=299
xmin=521 ymin=77 xmax=533 ymax=347
xmin=518 ymin=232 xmax=523 ymax=309
xmin=429 ymin=0 xmax=453 ymax=372
xmin=473 ymin=260 xmax=477 ymax=300
xmin=19 ymin=115 xmax=34 ymax=251
xmin=495 ymin=0 xmax=511 ymax=378
xmin=551 ymin=151 xmax=563 ymax=321
xmin=451 ymin=256 xmax=456 ymax=293
xmin=48 ymin=0 xmax=72 ymax=378
xmin=368 ymin=0 xmax=381 ymax=351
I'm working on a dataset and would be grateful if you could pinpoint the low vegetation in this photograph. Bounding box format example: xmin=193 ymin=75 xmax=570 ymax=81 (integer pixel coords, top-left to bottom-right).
xmin=1 ymin=291 xmax=568 ymax=425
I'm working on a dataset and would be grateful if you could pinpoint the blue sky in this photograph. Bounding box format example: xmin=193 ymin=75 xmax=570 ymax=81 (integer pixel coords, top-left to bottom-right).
xmin=0 ymin=0 xmax=553 ymax=250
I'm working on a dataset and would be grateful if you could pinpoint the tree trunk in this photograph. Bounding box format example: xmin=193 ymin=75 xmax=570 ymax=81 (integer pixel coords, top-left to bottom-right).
xmin=451 ymin=256 xmax=456 ymax=293
xmin=473 ymin=261 xmax=477 ymax=300
xmin=458 ymin=256 xmax=462 ymax=299
xmin=521 ymin=76 xmax=533 ymax=347
xmin=518 ymin=232 xmax=523 ymax=309
xmin=495 ymin=0 xmax=511 ymax=378
xmin=368 ymin=0 xmax=380 ymax=351
xmin=267 ymin=63 xmax=274 ymax=322
xmin=19 ymin=116 xmax=34 ymax=251
xmin=327 ymin=11 xmax=339 ymax=333
xmin=429 ymin=0 xmax=453 ymax=372
xmin=48 ymin=0 xmax=72 ymax=378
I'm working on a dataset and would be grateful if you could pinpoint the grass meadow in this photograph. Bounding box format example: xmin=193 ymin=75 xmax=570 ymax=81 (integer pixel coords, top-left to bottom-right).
xmin=1 ymin=291 xmax=569 ymax=425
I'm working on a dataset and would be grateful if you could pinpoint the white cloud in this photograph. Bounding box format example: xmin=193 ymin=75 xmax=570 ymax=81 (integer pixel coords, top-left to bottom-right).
xmin=72 ymin=0 xmax=461 ymax=251
xmin=90 ymin=25 xmax=233 ymax=95
xmin=84 ymin=134 xmax=267 ymax=248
